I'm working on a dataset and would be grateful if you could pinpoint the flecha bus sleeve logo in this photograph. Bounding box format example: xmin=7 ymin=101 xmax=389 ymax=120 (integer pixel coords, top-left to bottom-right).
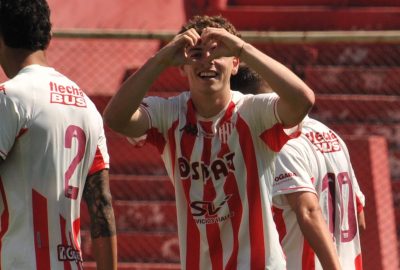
xmin=49 ymin=81 xmax=87 ymax=107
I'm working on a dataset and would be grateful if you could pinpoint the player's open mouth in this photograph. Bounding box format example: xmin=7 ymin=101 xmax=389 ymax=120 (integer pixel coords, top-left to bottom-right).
xmin=198 ymin=71 xmax=218 ymax=79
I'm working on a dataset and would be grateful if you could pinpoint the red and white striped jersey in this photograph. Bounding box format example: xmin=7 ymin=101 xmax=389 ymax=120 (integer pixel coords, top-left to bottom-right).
xmin=138 ymin=90 xmax=298 ymax=270
xmin=272 ymin=116 xmax=365 ymax=270
xmin=0 ymin=65 xmax=109 ymax=270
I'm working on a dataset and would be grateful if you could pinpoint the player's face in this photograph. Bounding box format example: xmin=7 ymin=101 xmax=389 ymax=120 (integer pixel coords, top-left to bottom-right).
xmin=181 ymin=43 xmax=239 ymax=94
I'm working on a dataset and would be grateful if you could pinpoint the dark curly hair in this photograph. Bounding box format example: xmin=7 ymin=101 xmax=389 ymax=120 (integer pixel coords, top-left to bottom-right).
xmin=179 ymin=15 xmax=241 ymax=37
xmin=230 ymin=64 xmax=272 ymax=94
xmin=0 ymin=0 xmax=52 ymax=50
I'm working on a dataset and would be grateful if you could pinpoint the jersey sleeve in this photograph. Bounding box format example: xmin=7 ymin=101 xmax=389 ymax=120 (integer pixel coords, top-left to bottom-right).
xmin=246 ymin=93 xmax=301 ymax=152
xmin=341 ymin=137 xmax=366 ymax=208
xmin=140 ymin=95 xmax=177 ymax=134
xmin=132 ymin=95 xmax=178 ymax=151
xmin=0 ymin=93 xmax=26 ymax=160
xmin=88 ymin=122 xmax=110 ymax=176
xmin=272 ymin=140 xmax=317 ymax=208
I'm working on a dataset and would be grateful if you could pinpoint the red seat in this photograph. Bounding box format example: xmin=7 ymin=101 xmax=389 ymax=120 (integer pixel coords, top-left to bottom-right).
xmin=83 ymin=262 xmax=181 ymax=270
xmin=310 ymin=94 xmax=400 ymax=123
xmin=81 ymin=200 xmax=177 ymax=232
xmin=305 ymin=66 xmax=400 ymax=95
xmin=208 ymin=6 xmax=400 ymax=31
xmin=81 ymin=231 xmax=180 ymax=263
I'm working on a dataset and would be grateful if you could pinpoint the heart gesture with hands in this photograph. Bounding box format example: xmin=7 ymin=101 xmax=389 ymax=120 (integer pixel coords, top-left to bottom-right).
xmin=159 ymin=27 xmax=245 ymax=67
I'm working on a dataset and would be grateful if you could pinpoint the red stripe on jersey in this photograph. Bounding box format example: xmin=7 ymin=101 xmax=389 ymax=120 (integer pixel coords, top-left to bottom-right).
xmin=32 ymin=190 xmax=51 ymax=270
xmin=88 ymin=147 xmax=106 ymax=176
xmin=259 ymin=123 xmax=299 ymax=152
xmin=147 ymin=127 xmax=166 ymax=154
xmin=272 ymin=207 xmax=286 ymax=244
xmin=16 ymin=128 xmax=28 ymax=139
xmin=220 ymin=144 xmax=242 ymax=269
xmin=356 ymin=195 xmax=364 ymax=214
xmin=237 ymin=115 xmax=265 ymax=269
xmin=217 ymin=101 xmax=242 ymax=269
xmin=72 ymin=218 xmax=83 ymax=269
xmin=0 ymin=178 xmax=9 ymax=264
xmin=201 ymin=121 xmax=223 ymax=270
xmin=301 ymin=239 xmax=315 ymax=270
xmin=179 ymin=102 xmax=201 ymax=270
xmin=355 ymin=253 xmax=363 ymax=270
xmin=167 ymin=121 xmax=179 ymax=184
xmin=68 ymin=230 xmax=82 ymax=270
xmin=60 ymin=216 xmax=72 ymax=270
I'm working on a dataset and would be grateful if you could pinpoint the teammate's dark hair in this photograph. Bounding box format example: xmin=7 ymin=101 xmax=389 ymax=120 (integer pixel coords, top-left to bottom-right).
xmin=230 ymin=64 xmax=264 ymax=94
xmin=0 ymin=0 xmax=52 ymax=50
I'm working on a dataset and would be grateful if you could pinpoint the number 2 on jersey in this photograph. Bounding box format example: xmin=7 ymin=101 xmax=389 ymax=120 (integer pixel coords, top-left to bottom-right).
xmin=64 ymin=125 xmax=86 ymax=199
xmin=322 ymin=172 xmax=357 ymax=243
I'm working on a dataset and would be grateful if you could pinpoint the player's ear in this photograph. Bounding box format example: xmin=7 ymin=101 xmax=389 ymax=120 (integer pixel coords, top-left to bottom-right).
xmin=231 ymin=57 xmax=240 ymax=75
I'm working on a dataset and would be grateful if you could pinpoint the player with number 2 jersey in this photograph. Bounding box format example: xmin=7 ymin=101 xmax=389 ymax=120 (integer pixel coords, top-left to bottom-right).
xmin=0 ymin=65 xmax=109 ymax=269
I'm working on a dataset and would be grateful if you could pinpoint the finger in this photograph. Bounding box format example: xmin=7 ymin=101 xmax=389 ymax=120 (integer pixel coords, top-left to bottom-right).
xmin=184 ymin=28 xmax=201 ymax=47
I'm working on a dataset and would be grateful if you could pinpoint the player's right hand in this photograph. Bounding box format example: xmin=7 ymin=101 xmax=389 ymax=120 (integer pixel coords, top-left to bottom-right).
xmin=156 ymin=28 xmax=202 ymax=67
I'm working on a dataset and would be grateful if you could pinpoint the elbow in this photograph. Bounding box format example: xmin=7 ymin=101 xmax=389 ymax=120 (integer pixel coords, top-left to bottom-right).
xmin=102 ymin=109 xmax=125 ymax=134
xmin=302 ymin=86 xmax=315 ymax=114
xmin=295 ymin=87 xmax=315 ymax=124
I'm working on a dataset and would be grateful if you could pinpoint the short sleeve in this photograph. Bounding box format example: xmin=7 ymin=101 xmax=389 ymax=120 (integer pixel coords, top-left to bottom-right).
xmin=0 ymin=94 xmax=23 ymax=160
xmin=88 ymin=121 xmax=110 ymax=176
xmin=272 ymin=141 xmax=317 ymax=208
xmin=140 ymin=95 xmax=177 ymax=135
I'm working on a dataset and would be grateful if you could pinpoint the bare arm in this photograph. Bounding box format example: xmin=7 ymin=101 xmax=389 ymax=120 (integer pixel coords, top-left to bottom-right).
xmin=200 ymin=27 xmax=315 ymax=128
xmin=103 ymin=28 xmax=201 ymax=137
xmin=286 ymin=191 xmax=341 ymax=270
xmin=239 ymin=43 xmax=315 ymax=127
xmin=358 ymin=210 xmax=366 ymax=233
xmin=83 ymin=169 xmax=117 ymax=270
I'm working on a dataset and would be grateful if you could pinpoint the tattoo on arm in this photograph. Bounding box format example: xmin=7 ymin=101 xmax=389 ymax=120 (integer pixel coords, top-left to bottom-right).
xmin=83 ymin=169 xmax=116 ymax=239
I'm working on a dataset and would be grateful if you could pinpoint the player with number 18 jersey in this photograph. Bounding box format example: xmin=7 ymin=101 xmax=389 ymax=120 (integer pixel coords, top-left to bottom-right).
xmin=272 ymin=116 xmax=365 ymax=270
xmin=0 ymin=65 xmax=109 ymax=270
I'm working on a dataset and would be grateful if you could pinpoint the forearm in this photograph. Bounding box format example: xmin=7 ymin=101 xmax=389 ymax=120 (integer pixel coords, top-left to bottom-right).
xmin=239 ymin=43 xmax=314 ymax=126
xmin=103 ymin=55 xmax=168 ymax=136
xmin=92 ymin=236 xmax=117 ymax=270
xmin=297 ymin=207 xmax=341 ymax=270
xmin=83 ymin=170 xmax=117 ymax=270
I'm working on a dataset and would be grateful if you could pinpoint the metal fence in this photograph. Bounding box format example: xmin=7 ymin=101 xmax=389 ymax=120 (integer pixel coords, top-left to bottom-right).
xmin=2 ymin=29 xmax=399 ymax=268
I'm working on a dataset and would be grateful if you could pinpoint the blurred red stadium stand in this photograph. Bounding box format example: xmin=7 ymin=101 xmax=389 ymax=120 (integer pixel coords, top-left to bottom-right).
xmin=346 ymin=136 xmax=399 ymax=270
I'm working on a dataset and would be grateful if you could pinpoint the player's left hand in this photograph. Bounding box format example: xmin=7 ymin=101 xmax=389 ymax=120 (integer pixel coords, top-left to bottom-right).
xmin=200 ymin=27 xmax=244 ymax=61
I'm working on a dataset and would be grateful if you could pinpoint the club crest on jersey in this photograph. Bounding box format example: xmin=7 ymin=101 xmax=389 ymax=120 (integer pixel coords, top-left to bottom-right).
xmin=218 ymin=122 xmax=234 ymax=144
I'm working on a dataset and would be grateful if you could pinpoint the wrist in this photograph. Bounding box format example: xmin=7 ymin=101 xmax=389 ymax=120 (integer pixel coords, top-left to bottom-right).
xmin=236 ymin=42 xmax=246 ymax=58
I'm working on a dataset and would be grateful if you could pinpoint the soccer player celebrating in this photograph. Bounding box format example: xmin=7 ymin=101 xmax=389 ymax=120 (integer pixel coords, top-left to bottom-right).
xmin=232 ymin=64 xmax=364 ymax=270
xmin=104 ymin=15 xmax=315 ymax=269
xmin=0 ymin=0 xmax=117 ymax=269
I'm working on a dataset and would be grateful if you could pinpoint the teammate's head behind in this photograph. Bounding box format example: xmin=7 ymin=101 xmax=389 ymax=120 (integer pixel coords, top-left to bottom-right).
xmin=179 ymin=15 xmax=240 ymax=37
xmin=230 ymin=63 xmax=272 ymax=94
xmin=0 ymin=0 xmax=52 ymax=51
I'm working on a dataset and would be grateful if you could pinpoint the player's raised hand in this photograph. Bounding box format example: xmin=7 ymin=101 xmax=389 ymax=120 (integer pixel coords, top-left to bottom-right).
xmin=156 ymin=28 xmax=201 ymax=67
xmin=200 ymin=27 xmax=245 ymax=61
